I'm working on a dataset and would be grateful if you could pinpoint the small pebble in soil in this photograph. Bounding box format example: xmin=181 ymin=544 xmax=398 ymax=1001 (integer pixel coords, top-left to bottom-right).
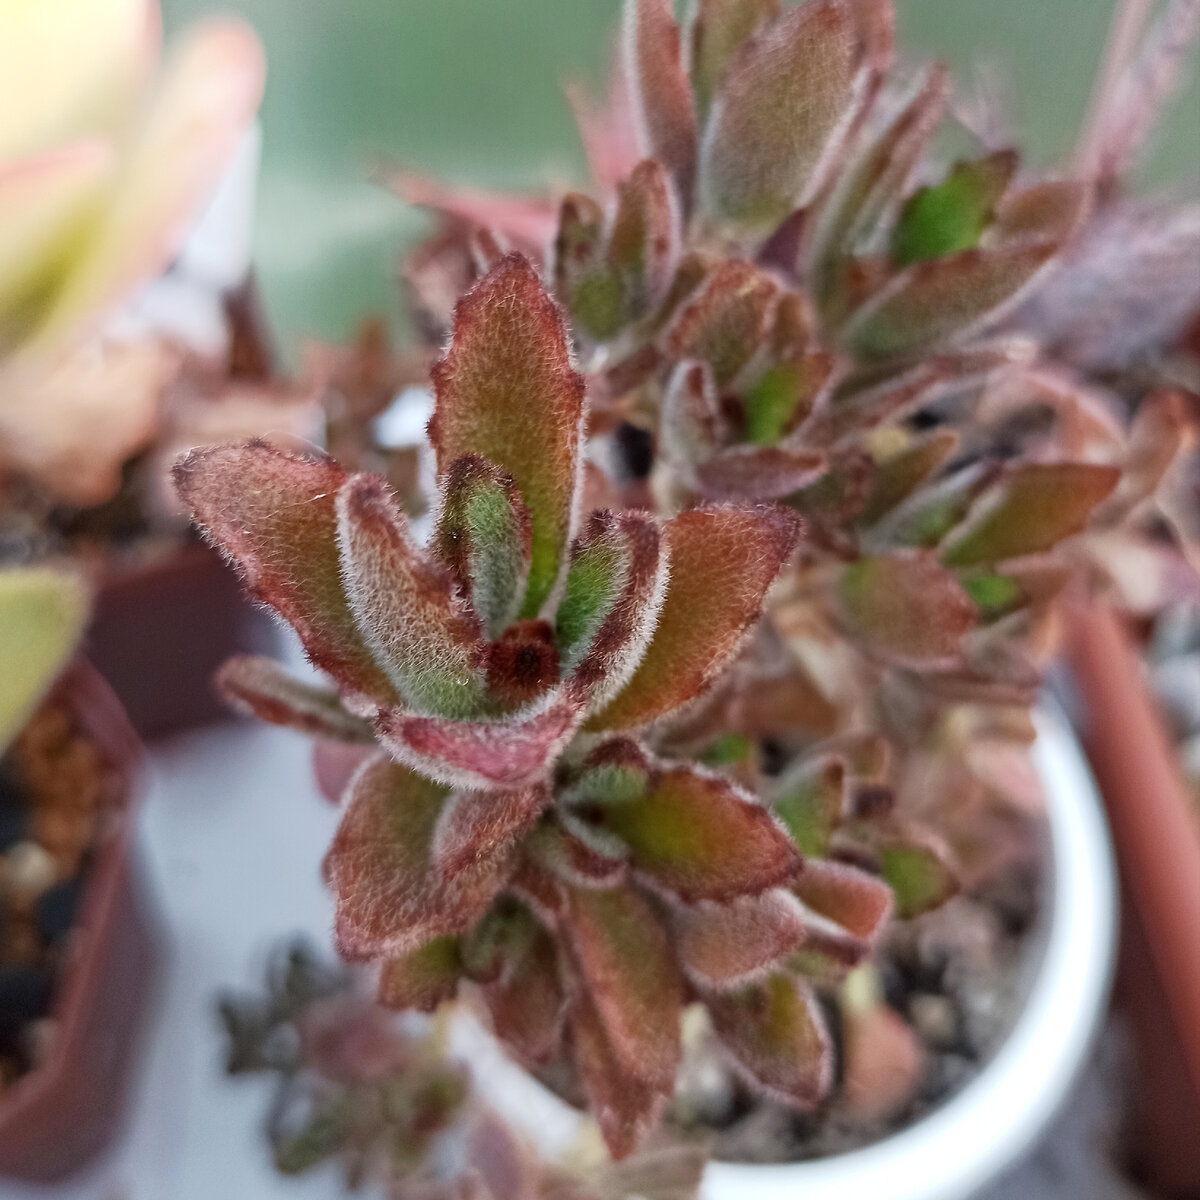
xmin=2 ymin=841 xmax=57 ymax=903
xmin=909 ymin=992 xmax=960 ymax=1052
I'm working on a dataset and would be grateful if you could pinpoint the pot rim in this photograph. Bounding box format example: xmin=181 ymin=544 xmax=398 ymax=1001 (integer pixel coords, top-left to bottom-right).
xmin=449 ymin=700 xmax=1118 ymax=1200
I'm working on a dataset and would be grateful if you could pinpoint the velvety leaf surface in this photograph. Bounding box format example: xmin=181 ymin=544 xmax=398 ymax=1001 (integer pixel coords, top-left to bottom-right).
xmin=792 ymin=859 xmax=892 ymax=946
xmin=565 ymin=885 xmax=683 ymax=1088
xmin=742 ymin=353 xmax=832 ymax=445
xmin=429 ymin=254 xmax=586 ymax=617
xmin=216 ymin=655 xmax=374 ymax=743
xmin=700 ymin=0 xmax=863 ymax=232
xmin=378 ymin=937 xmax=462 ymax=1012
xmin=594 ymin=766 xmax=800 ymax=901
xmin=607 ymin=158 xmax=680 ymax=323
xmin=940 ymin=462 xmax=1121 ymax=567
xmin=859 ymin=430 xmax=959 ymax=524
xmin=481 ymin=915 xmax=567 ymax=1065
xmin=676 ymin=890 xmax=807 ymax=986
xmin=694 ymin=445 xmax=827 ymax=502
xmin=588 ymin=505 xmax=801 ymax=731
xmin=660 ymin=359 xmax=724 ymax=473
xmin=772 ymin=757 xmax=845 ymax=856
xmin=663 ymin=260 xmax=778 ymax=386
xmin=837 ymin=550 xmax=976 ymax=665
xmin=874 ymin=835 xmax=958 ymax=919
xmin=706 ymin=973 xmax=833 ymax=1109
xmin=570 ymin=990 xmax=669 ymax=1161
xmin=325 ymin=755 xmax=513 ymax=960
xmin=173 ymin=443 xmax=396 ymax=708
xmin=433 ymin=456 xmax=532 ymax=640
xmin=624 ymin=0 xmax=698 ymax=208
xmin=557 ymin=510 xmax=668 ymax=706
xmin=432 ymin=785 xmax=552 ymax=878
xmin=560 ymin=739 xmax=654 ymax=807
xmin=843 ymin=241 xmax=1060 ymax=359
xmin=553 ymin=193 xmax=607 ymax=335
xmin=376 ymin=688 xmax=584 ymax=791
xmin=337 ymin=472 xmax=486 ymax=718
xmin=690 ymin=0 xmax=780 ymax=120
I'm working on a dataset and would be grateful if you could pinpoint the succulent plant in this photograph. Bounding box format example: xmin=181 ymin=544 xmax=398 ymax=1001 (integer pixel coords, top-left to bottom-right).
xmin=0 ymin=0 xmax=265 ymax=506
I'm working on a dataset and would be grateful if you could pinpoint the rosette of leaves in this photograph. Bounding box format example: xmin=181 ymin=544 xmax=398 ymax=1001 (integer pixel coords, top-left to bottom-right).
xmin=386 ymin=0 xmax=1090 ymax=511
xmin=177 ymin=254 xmax=921 ymax=1159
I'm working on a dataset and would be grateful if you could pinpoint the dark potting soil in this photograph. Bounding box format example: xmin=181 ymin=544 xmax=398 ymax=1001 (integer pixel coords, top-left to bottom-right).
xmin=0 ymin=705 xmax=116 ymax=1087
xmin=671 ymin=839 xmax=1049 ymax=1164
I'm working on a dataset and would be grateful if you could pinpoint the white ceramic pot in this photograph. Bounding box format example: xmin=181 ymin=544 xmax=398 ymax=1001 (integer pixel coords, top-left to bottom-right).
xmin=450 ymin=702 xmax=1118 ymax=1200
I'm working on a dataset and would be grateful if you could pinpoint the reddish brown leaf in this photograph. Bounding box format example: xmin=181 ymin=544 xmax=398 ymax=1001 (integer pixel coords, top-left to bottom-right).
xmin=694 ymin=445 xmax=827 ymax=501
xmin=676 ymin=890 xmax=807 ymax=987
xmin=482 ymin=915 xmax=568 ymax=1066
xmin=706 ymin=972 xmax=833 ymax=1109
xmin=607 ymin=158 xmax=681 ymax=321
xmin=565 ymin=885 xmax=683 ymax=1087
xmin=940 ymin=462 xmax=1121 ymax=567
xmin=594 ymin=765 xmax=801 ymax=901
xmin=792 ymin=858 xmax=892 ymax=948
xmin=337 ymin=472 xmax=486 ymax=717
xmin=700 ymin=0 xmax=865 ymax=232
xmin=570 ymin=989 xmax=670 ymax=1161
xmin=432 ymin=785 xmax=553 ymax=878
xmin=842 ymin=988 xmax=925 ymax=1122
xmin=376 ymin=687 xmax=585 ymax=791
xmin=557 ymin=509 xmax=668 ymax=707
xmin=430 ymin=254 xmax=586 ymax=617
xmin=837 ymin=550 xmax=977 ymax=665
xmin=994 ymin=180 xmax=1090 ymax=244
xmin=172 ymin=442 xmax=396 ymax=708
xmin=216 ymin=655 xmax=374 ymax=742
xmin=624 ymin=0 xmax=698 ymax=208
xmin=859 ymin=430 xmax=960 ymax=525
xmin=529 ymin=815 xmax=630 ymax=889
xmin=588 ymin=505 xmax=802 ymax=731
xmin=659 ymin=359 xmax=724 ymax=474
xmin=325 ymin=754 xmax=513 ymax=960
xmin=690 ymin=0 xmax=780 ymax=120
xmin=378 ymin=936 xmax=462 ymax=1012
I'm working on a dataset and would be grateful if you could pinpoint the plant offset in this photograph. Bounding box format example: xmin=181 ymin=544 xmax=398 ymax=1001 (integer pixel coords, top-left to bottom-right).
xmin=176 ymin=0 xmax=1194 ymax=1166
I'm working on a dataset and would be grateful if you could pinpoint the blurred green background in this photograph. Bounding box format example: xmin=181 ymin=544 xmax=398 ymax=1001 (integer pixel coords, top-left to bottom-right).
xmin=161 ymin=0 xmax=1199 ymax=357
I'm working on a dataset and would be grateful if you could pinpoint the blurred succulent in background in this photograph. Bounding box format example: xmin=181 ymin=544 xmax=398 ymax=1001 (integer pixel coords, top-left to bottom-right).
xmin=220 ymin=940 xmax=708 ymax=1199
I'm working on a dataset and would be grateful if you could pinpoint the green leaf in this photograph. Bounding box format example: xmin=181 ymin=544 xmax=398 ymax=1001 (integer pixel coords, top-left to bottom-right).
xmin=772 ymin=757 xmax=844 ymax=856
xmin=689 ymin=0 xmax=780 ymax=121
xmin=890 ymin=151 xmax=1016 ymax=266
xmin=378 ymin=936 xmax=462 ymax=1012
xmin=0 ymin=567 xmax=88 ymax=751
xmin=878 ymin=839 xmax=957 ymax=919
xmin=743 ymin=354 xmax=831 ymax=445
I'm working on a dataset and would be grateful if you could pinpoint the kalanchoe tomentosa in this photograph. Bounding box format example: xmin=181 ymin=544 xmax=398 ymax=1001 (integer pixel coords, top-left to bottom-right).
xmin=175 ymin=254 xmax=909 ymax=1158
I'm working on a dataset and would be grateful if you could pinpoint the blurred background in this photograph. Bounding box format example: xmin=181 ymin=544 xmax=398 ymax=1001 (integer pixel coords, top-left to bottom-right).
xmin=160 ymin=0 xmax=1200 ymax=357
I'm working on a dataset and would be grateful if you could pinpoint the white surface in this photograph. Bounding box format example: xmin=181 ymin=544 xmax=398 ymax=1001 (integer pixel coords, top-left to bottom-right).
xmin=0 ymin=702 xmax=1116 ymax=1199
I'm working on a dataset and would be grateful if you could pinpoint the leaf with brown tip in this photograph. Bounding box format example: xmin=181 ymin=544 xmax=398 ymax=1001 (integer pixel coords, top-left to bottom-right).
xmin=607 ymin=158 xmax=681 ymax=322
xmin=700 ymin=0 xmax=865 ymax=232
xmin=172 ymin=442 xmax=396 ymax=708
xmin=430 ymin=254 xmax=586 ymax=618
xmin=216 ymin=655 xmax=374 ymax=743
xmin=792 ymin=858 xmax=892 ymax=949
xmin=588 ymin=505 xmax=802 ymax=731
xmin=676 ymin=890 xmax=807 ymax=987
xmin=690 ymin=0 xmax=780 ymax=121
xmin=837 ymin=550 xmax=977 ymax=666
xmin=337 ymin=472 xmax=486 ymax=718
xmin=706 ymin=972 xmax=833 ymax=1109
xmin=376 ymin=688 xmax=585 ymax=791
xmin=695 ymin=445 xmax=827 ymax=502
xmin=624 ymin=0 xmax=698 ymax=208
xmin=940 ymin=462 xmax=1121 ymax=567
xmin=432 ymin=785 xmax=553 ymax=878
xmin=593 ymin=765 xmax=801 ymax=902
xmin=325 ymin=755 xmax=513 ymax=961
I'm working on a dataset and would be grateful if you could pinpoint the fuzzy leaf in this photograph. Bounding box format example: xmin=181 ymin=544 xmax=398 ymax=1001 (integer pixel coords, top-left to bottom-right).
xmin=940 ymin=462 xmax=1120 ymax=567
xmin=607 ymin=158 xmax=681 ymax=322
xmin=660 ymin=359 xmax=724 ymax=473
xmin=561 ymin=739 xmax=654 ymax=807
xmin=592 ymin=766 xmax=800 ymax=902
xmin=837 ymin=551 xmax=976 ymax=665
xmin=772 ymin=757 xmax=845 ymax=856
xmin=566 ymin=886 xmax=683 ymax=1088
xmin=792 ymin=859 xmax=892 ymax=949
xmin=557 ymin=510 xmax=668 ymax=706
xmin=706 ymin=973 xmax=832 ymax=1109
xmin=553 ymin=192 xmax=609 ymax=336
xmin=875 ymin=836 xmax=957 ymax=919
xmin=528 ymin=816 xmax=630 ymax=889
xmin=589 ymin=505 xmax=801 ymax=731
xmin=324 ymin=755 xmax=513 ymax=961
xmin=432 ymin=785 xmax=553 ymax=878
xmin=378 ymin=937 xmax=462 ymax=1012
xmin=624 ymin=0 xmax=698 ymax=208
xmin=663 ymin=260 xmax=778 ymax=386
xmin=843 ymin=241 xmax=1061 ymax=359
xmin=173 ymin=443 xmax=396 ymax=708
xmin=571 ymin=990 xmax=669 ymax=1161
xmin=690 ymin=0 xmax=780 ymax=120
xmin=743 ymin=354 xmax=832 ymax=445
xmin=376 ymin=689 xmax=584 ymax=791
xmin=433 ymin=456 xmax=532 ymax=640
xmin=216 ymin=655 xmax=374 ymax=743
xmin=676 ymin=890 xmax=807 ymax=987
xmin=859 ymin=430 xmax=959 ymax=524
xmin=994 ymin=180 xmax=1089 ymax=244
xmin=890 ymin=151 xmax=1016 ymax=267
xmin=337 ymin=472 xmax=486 ymax=718
xmin=430 ymin=254 xmax=586 ymax=618
xmin=694 ymin=445 xmax=827 ymax=502
xmin=481 ymin=913 xmax=567 ymax=1065
xmin=700 ymin=0 xmax=864 ymax=232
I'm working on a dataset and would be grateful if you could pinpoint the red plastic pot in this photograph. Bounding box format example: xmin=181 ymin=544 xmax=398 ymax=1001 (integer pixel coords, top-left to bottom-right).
xmin=0 ymin=661 xmax=158 ymax=1182
xmin=1068 ymin=603 xmax=1200 ymax=1196
xmin=86 ymin=540 xmax=277 ymax=740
